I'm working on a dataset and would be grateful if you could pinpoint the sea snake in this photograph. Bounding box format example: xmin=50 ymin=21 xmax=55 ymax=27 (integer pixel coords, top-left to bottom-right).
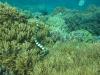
xmin=34 ymin=19 xmax=49 ymax=57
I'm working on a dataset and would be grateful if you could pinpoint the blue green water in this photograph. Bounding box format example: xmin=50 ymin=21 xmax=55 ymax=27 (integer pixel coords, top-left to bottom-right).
xmin=0 ymin=0 xmax=100 ymax=12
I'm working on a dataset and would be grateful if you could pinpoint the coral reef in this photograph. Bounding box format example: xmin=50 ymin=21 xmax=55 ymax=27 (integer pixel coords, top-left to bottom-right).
xmin=46 ymin=13 xmax=68 ymax=42
xmin=69 ymin=29 xmax=93 ymax=42
xmin=0 ymin=3 xmax=28 ymax=24
xmin=45 ymin=5 xmax=100 ymax=42
xmin=0 ymin=3 xmax=50 ymax=75
xmin=0 ymin=2 xmax=100 ymax=75
xmin=63 ymin=5 xmax=100 ymax=35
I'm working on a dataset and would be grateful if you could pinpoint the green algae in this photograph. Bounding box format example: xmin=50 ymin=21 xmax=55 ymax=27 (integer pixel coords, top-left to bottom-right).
xmin=0 ymin=2 xmax=100 ymax=75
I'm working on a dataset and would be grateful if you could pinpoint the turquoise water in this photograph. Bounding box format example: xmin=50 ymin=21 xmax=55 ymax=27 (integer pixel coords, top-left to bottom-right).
xmin=0 ymin=0 xmax=100 ymax=12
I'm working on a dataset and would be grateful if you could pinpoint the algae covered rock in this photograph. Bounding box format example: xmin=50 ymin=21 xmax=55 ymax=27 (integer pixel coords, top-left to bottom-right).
xmin=64 ymin=6 xmax=100 ymax=35
xmin=46 ymin=14 xmax=68 ymax=42
xmin=69 ymin=29 xmax=93 ymax=42
xmin=0 ymin=3 xmax=50 ymax=75
xmin=0 ymin=2 xmax=100 ymax=75
xmin=0 ymin=2 xmax=28 ymax=24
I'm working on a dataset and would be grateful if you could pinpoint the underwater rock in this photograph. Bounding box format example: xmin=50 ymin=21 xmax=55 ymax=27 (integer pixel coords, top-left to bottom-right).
xmin=0 ymin=2 xmax=100 ymax=75
xmin=46 ymin=14 xmax=68 ymax=42
xmin=93 ymin=36 xmax=100 ymax=42
xmin=69 ymin=29 xmax=93 ymax=42
xmin=0 ymin=3 xmax=50 ymax=75
xmin=0 ymin=3 xmax=28 ymax=24
xmin=64 ymin=6 xmax=100 ymax=35
xmin=51 ymin=7 xmax=71 ymax=15
xmin=0 ymin=65 xmax=14 ymax=75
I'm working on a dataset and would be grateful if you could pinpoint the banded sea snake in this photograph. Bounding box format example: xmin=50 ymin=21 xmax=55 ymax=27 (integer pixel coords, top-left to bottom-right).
xmin=34 ymin=20 xmax=49 ymax=57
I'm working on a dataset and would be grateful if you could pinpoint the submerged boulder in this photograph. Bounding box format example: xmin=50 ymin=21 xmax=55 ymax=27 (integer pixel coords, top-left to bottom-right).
xmin=69 ymin=29 xmax=93 ymax=42
xmin=46 ymin=14 xmax=68 ymax=42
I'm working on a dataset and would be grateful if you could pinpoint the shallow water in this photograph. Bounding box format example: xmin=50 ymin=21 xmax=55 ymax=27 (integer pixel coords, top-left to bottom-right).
xmin=0 ymin=0 xmax=100 ymax=12
xmin=0 ymin=0 xmax=100 ymax=75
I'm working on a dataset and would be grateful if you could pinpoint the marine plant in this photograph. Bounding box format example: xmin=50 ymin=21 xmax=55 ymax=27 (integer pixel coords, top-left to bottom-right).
xmin=64 ymin=6 xmax=100 ymax=35
xmin=46 ymin=13 xmax=68 ymax=42
xmin=69 ymin=29 xmax=93 ymax=42
xmin=0 ymin=2 xmax=100 ymax=75
xmin=0 ymin=3 xmax=50 ymax=75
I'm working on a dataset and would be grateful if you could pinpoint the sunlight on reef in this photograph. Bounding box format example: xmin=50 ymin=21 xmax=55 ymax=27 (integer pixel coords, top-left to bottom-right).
xmin=0 ymin=2 xmax=100 ymax=75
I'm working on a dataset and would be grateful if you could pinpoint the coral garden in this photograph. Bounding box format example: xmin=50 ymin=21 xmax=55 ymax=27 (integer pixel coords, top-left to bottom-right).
xmin=0 ymin=2 xmax=100 ymax=75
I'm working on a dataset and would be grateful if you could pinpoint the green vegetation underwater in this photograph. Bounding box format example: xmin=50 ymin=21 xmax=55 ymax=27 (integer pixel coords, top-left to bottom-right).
xmin=0 ymin=0 xmax=100 ymax=75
